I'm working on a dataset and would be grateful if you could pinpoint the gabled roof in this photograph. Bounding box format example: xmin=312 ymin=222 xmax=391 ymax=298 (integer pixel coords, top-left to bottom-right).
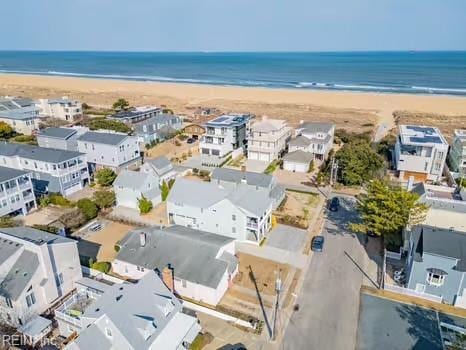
xmin=283 ymin=150 xmax=314 ymax=164
xmin=77 ymin=131 xmax=129 ymax=145
xmin=288 ymin=135 xmax=312 ymax=147
xmin=38 ymin=127 xmax=77 ymax=140
xmin=411 ymin=225 xmax=466 ymax=271
xmin=116 ymin=226 xmax=236 ymax=288
xmin=298 ymin=122 xmax=334 ymax=134
xmin=0 ymin=143 xmax=83 ymax=163
xmin=0 ymin=226 xmax=74 ymax=245
xmin=211 ymin=168 xmax=273 ymax=188
xmin=251 ymin=118 xmax=286 ymax=133
xmin=114 ymin=170 xmax=161 ymax=199
xmin=0 ymin=166 xmax=30 ymax=183
xmin=146 ymin=156 xmax=173 ymax=176
xmin=0 ymin=249 xmax=39 ymax=300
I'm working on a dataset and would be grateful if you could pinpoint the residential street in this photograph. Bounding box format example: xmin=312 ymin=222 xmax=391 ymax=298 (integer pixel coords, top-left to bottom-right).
xmin=280 ymin=195 xmax=373 ymax=350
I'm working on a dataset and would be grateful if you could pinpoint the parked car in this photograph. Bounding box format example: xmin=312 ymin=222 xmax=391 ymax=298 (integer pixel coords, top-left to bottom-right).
xmin=187 ymin=138 xmax=195 ymax=144
xmin=311 ymin=236 xmax=325 ymax=252
xmin=89 ymin=222 xmax=102 ymax=232
xmin=328 ymin=197 xmax=340 ymax=212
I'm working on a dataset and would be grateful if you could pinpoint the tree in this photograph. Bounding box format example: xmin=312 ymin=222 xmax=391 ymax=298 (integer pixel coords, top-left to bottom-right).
xmin=112 ymin=98 xmax=130 ymax=111
xmin=350 ymin=180 xmax=428 ymax=246
xmin=77 ymin=198 xmax=99 ymax=220
xmin=335 ymin=140 xmax=384 ymax=186
xmin=0 ymin=121 xmax=15 ymax=139
xmin=93 ymin=190 xmax=116 ymax=209
xmin=95 ymin=168 xmax=117 ymax=186
xmin=58 ymin=208 xmax=87 ymax=230
xmin=161 ymin=180 xmax=170 ymax=201
xmin=0 ymin=216 xmax=20 ymax=228
xmin=138 ymin=196 xmax=153 ymax=214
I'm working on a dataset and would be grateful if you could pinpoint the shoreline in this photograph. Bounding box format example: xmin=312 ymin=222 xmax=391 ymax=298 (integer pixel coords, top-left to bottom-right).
xmin=1 ymin=73 xmax=466 ymax=137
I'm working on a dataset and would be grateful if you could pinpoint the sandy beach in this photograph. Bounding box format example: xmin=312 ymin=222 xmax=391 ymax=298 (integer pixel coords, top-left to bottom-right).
xmin=1 ymin=73 xmax=466 ymax=137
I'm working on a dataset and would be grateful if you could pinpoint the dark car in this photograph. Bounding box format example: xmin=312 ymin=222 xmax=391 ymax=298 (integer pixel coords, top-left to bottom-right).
xmin=187 ymin=138 xmax=195 ymax=144
xmin=311 ymin=236 xmax=325 ymax=252
xmin=328 ymin=197 xmax=340 ymax=212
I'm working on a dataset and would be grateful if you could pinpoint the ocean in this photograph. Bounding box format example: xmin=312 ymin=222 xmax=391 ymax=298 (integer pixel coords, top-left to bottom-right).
xmin=0 ymin=51 xmax=465 ymax=96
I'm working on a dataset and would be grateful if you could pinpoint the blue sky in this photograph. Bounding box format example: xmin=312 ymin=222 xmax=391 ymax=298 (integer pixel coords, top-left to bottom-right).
xmin=2 ymin=0 xmax=466 ymax=51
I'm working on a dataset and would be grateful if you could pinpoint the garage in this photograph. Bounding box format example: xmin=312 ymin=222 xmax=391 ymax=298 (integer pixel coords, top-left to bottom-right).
xmin=283 ymin=150 xmax=314 ymax=173
xmin=64 ymin=182 xmax=82 ymax=196
xmin=259 ymin=152 xmax=270 ymax=162
xmin=248 ymin=151 xmax=259 ymax=160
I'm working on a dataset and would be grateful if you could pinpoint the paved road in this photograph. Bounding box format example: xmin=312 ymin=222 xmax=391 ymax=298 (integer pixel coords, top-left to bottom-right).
xmin=281 ymin=195 xmax=370 ymax=350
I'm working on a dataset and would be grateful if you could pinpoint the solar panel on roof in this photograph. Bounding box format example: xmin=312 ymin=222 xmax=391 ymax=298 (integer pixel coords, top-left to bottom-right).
xmin=406 ymin=125 xmax=436 ymax=134
xmin=410 ymin=136 xmax=442 ymax=144
xmin=212 ymin=117 xmax=228 ymax=123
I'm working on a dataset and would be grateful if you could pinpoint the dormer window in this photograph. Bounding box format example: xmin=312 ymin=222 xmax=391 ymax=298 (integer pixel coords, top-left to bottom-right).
xmin=426 ymin=268 xmax=447 ymax=286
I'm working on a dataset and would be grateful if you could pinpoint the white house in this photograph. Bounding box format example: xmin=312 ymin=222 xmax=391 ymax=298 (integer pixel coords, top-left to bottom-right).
xmin=282 ymin=150 xmax=314 ymax=173
xmin=77 ymin=131 xmax=141 ymax=173
xmin=289 ymin=122 xmax=335 ymax=161
xmin=448 ymin=129 xmax=466 ymax=176
xmin=140 ymin=156 xmax=178 ymax=185
xmin=113 ymin=226 xmax=238 ymax=306
xmin=167 ymin=177 xmax=273 ymax=243
xmin=394 ymin=125 xmax=449 ymax=182
xmin=247 ymin=116 xmax=292 ymax=162
xmin=0 ymin=142 xmax=89 ymax=196
xmin=55 ymin=271 xmax=200 ymax=350
xmin=113 ymin=169 xmax=161 ymax=209
xmin=108 ymin=105 xmax=162 ymax=124
xmin=37 ymin=126 xmax=88 ymax=151
xmin=0 ymin=167 xmax=36 ymax=217
xmin=0 ymin=227 xmax=82 ymax=328
xmin=36 ymin=97 xmax=82 ymax=121
xmin=199 ymin=114 xmax=251 ymax=157
xmin=0 ymin=97 xmax=40 ymax=135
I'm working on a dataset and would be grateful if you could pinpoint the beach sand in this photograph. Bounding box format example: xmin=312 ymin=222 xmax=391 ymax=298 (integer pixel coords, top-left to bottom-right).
xmin=1 ymin=73 xmax=466 ymax=137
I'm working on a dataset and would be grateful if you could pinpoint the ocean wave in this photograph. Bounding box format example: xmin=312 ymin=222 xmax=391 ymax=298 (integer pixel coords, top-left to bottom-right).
xmin=411 ymin=86 xmax=466 ymax=93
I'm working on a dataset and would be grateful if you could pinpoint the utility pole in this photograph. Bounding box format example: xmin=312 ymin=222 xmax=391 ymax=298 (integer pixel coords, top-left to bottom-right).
xmin=272 ymin=269 xmax=282 ymax=341
xmin=333 ymin=160 xmax=339 ymax=184
xmin=329 ymin=156 xmax=335 ymax=186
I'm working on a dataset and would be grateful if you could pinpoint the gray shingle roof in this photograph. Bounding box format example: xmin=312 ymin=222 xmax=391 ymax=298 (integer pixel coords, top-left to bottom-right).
xmin=0 ymin=227 xmax=74 ymax=245
xmin=299 ymin=122 xmax=334 ymax=134
xmin=0 ymin=236 xmax=22 ymax=266
xmin=0 ymin=142 xmax=83 ymax=163
xmin=0 ymin=166 xmax=30 ymax=183
xmin=211 ymin=168 xmax=273 ymax=188
xmin=283 ymin=150 xmax=314 ymax=164
xmin=288 ymin=136 xmax=312 ymax=147
xmin=411 ymin=225 xmax=466 ymax=271
xmin=78 ymin=131 xmax=128 ymax=145
xmin=114 ymin=170 xmax=161 ymax=198
xmin=117 ymin=225 xmax=237 ymax=288
xmin=39 ymin=127 xmax=77 ymax=139
xmin=147 ymin=156 xmax=173 ymax=176
xmin=0 ymin=250 xmax=38 ymax=300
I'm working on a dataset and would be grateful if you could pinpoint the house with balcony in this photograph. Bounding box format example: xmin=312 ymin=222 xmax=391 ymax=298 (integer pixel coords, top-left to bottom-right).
xmin=0 ymin=167 xmax=36 ymax=217
xmin=112 ymin=226 xmax=238 ymax=306
xmin=37 ymin=126 xmax=88 ymax=151
xmin=394 ymin=125 xmax=449 ymax=183
xmin=247 ymin=116 xmax=292 ymax=163
xmin=36 ymin=97 xmax=82 ymax=121
xmin=211 ymin=167 xmax=285 ymax=209
xmin=77 ymin=131 xmax=141 ymax=173
xmin=0 ymin=97 xmax=40 ymax=135
xmin=55 ymin=271 xmax=200 ymax=350
xmin=405 ymin=225 xmax=466 ymax=306
xmin=199 ymin=114 xmax=251 ymax=157
xmin=0 ymin=227 xmax=82 ymax=328
xmin=167 ymin=177 xmax=273 ymax=243
xmin=288 ymin=122 xmax=335 ymax=161
xmin=108 ymin=105 xmax=162 ymax=124
xmin=113 ymin=169 xmax=161 ymax=209
xmin=0 ymin=143 xmax=89 ymax=196
xmin=448 ymin=129 xmax=466 ymax=176
xmin=133 ymin=113 xmax=183 ymax=145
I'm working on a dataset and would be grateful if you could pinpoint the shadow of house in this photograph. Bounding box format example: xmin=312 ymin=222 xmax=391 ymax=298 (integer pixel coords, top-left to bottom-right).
xmin=77 ymin=239 xmax=101 ymax=266
xmin=217 ymin=343 xmax=247 ymax=350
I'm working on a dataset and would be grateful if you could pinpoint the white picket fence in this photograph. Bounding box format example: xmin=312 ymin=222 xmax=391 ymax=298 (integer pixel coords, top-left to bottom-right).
xmin=386 ymin=249 xmax=402 ymax=260
xmin=385 ymin=283 xmax=443 ymax=303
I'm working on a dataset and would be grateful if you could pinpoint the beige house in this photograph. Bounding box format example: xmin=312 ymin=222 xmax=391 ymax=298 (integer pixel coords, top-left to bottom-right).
xmin=248 ymin=116 xmax=292 ymax=162
xmin=0 ymin=97 xmax=40 ymax=135
xmin=36 ymin=97 xmax=82 ymax=121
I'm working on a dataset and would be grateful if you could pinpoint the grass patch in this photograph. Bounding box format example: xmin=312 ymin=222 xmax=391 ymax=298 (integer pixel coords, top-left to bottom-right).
xmin=264 ymin=159 xmax=281 ymax=175
xmin=190 ymin=333 xmax=214 ymax=350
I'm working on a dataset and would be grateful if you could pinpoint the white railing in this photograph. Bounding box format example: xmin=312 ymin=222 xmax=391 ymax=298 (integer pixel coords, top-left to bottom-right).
xmin=81 ymin=266 xmax=124 ymax=284
xmin=385 ymin=283 xmax=443 ymax=303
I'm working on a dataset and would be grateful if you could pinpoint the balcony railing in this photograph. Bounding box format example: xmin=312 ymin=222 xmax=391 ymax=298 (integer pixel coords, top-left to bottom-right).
xmin=246 ymin=222 xmax=258 ymax=229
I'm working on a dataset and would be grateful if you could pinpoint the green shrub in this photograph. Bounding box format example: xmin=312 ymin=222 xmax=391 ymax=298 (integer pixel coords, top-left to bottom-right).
xmin=95 ymin=168 xmax=117 ymax=186
xmin=49 ymin=193 xmax=73 ymax=207
xmin=138 ymin=196 xmax=153 ymax=214
xmin=31 ymin=224 xmax=59 ymax=234
xmin=39 ymin=195 xmax=51 ymax=208
xmin=161 ymin=181 xmax=170 ymax=201
xmin=91 ymin=261 xmax=111 ymax=274
xmin=86 ymin=117 xmax=131 ymax=134
xmin=93 ymin=190 xmax=116 ymax=209
xmin=114 ymin=244 xmax=120 ymax=252
xmin=12 ymin=135 xmax=36 ymax=144
xmin=77 ymin=198 xmax=99 ymax=220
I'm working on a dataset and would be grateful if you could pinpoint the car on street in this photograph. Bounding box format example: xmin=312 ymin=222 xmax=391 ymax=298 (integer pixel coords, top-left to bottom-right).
xmin=187 ymin=138 xmax=195 ymax=144
xmin=328 ymin=197 xmax=340 ymax=211
xmin=311 ymin=235 xmax=325 ymax=252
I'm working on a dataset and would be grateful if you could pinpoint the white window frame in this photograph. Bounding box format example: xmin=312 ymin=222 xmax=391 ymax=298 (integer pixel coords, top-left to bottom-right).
xmin=426 ymin=272 xmax=445 ymax=286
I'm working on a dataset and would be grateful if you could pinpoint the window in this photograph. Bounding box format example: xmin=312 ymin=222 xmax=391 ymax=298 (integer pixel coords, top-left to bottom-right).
xmin=105 ymin=327 xmax=112 ymax=338
xmin=56 ymin=273 xmax=64 ymax=286
xmin=426 ymin=269 xmax=446 ymax=286
xmin=182 ymin=279 xmax=187 ymax=288
xmin=232 ymin=227 xmax=236 ymax=233
xmin=5 ymin=298 xmax=12 ymax=308
xmin=232 ymin=214 xmax=236 ymax=221
xmin=26 ymin=292 xmax=36 ymax=308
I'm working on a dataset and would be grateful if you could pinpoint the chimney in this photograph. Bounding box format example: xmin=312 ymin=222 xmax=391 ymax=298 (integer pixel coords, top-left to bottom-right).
xmin=139 ymin=232 xmax=146 ymax=247
xmin=162 ymin=265 xmax=174 ymax=292
xmin=406 ymin=176 xmax=414 ymax=192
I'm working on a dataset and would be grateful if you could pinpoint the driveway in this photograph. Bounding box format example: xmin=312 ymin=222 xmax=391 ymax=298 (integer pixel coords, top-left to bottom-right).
xmin=281 ymin=195 xmax=373 ymax=350
xmin=266 ymin=224 xmax=307 ymax=253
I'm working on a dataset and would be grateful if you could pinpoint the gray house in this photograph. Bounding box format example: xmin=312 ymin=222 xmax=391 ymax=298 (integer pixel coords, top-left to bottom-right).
xmin=406 ymin=225 xmax=466 ymax=305
xmin=37 ymin=127 xmax=87 ymax=151
xmin=140 ymin=156 xmax=177 ymax=185
xmin=0 ymin=167 xmax=36 ymax=216
xmin=113 ymin=169 xmax=161 ymax=209
xmin=133 ymin=113 xmax=183 ymax=145
xmin=210 ymin=167 xmax=285 ymax=209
